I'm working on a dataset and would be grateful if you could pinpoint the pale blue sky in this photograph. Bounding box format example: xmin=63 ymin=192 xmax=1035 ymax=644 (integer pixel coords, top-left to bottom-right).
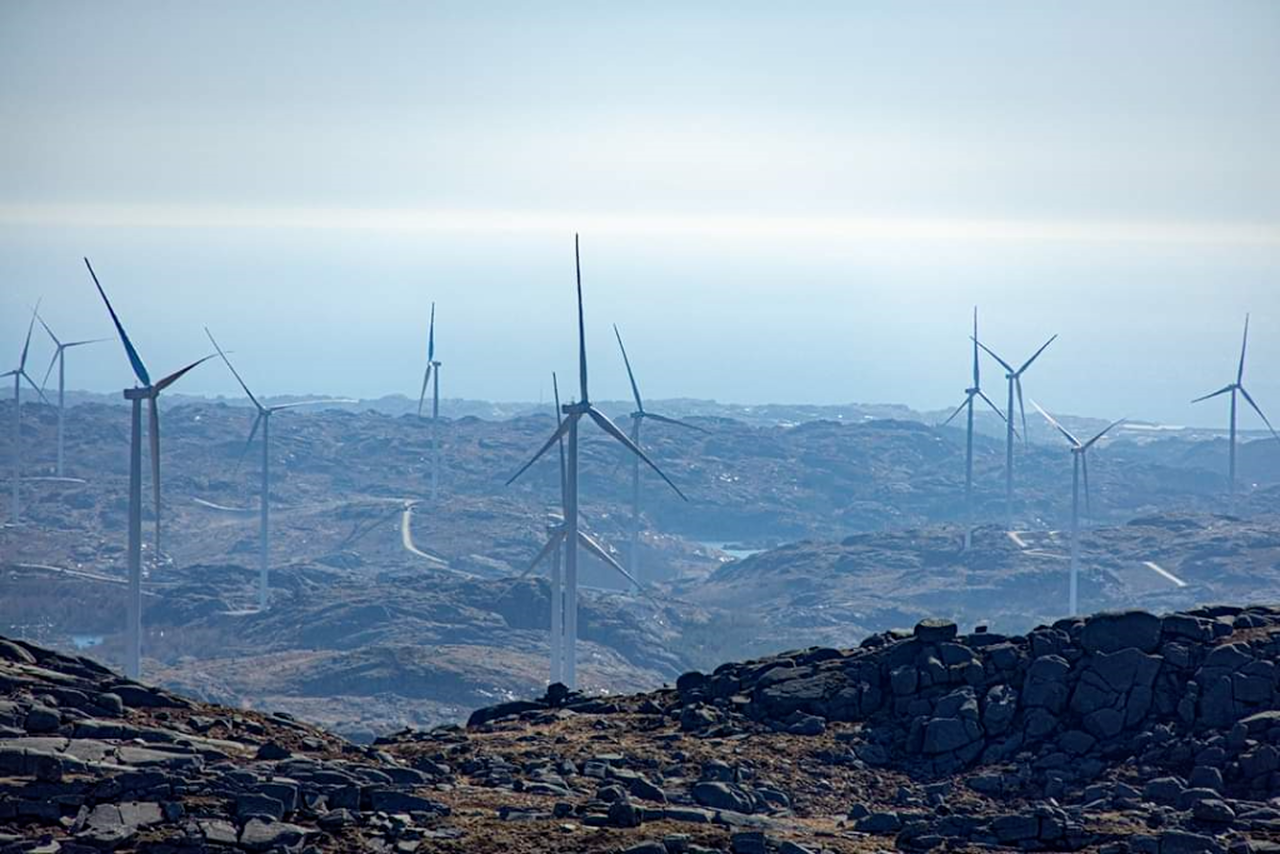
xmin=2 ymin=1 xmax=1278 ymax=425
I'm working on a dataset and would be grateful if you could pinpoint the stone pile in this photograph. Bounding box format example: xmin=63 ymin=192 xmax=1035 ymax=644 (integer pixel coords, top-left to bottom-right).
xmin=457 ymin=605 xmax=1280 ymax=852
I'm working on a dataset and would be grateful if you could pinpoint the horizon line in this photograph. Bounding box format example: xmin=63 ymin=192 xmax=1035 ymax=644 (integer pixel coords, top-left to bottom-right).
xmin=3 ymin=203 xmax=1280 ymax=247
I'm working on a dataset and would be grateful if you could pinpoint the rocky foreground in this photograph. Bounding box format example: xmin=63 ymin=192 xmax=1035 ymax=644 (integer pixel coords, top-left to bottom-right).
xmin=5 ymin=607 xmax=1280 ymax=852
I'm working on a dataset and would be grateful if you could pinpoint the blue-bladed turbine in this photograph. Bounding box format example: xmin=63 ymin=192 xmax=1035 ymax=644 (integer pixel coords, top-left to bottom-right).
xmin=206 ymin=328 xmax=353 ymax=611
xmin=975 ymin=331 xmax=1057 ymax=529
xmin=1191 ymin=314 xmax=1280 ymax=501
xmin=416 ymin=302 xmax=443 ymax=500
xmin=36 ymin=313 xmax=106 ymax=477
xmin=4 ymin=302 xmax=51 ymax=524
xmin=939 ymin=307 xmax=1007 ymax=549
xmin=87 ymin=258 xmax=214 ymax=679
xmin=507 ymin=235 xmax=687 ymax=690
xmin=613 ymin=323 xmax=708 ymax=581
xmin=1033 ymin=401 xmax=1124 ymax=616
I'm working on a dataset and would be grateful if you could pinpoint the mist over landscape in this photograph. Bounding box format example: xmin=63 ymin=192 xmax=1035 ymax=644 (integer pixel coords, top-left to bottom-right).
xmin=3 ymin=3 xmax=1280 ymax=853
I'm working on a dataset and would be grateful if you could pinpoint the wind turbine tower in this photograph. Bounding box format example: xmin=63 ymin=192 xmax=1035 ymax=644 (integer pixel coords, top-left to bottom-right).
xmin=1191 ymin=314 xmax=1280 ymax=501
xmin=1033 ymin=401 xmax=1124 ymax=616
xmin=976 ymin=331 xmax=1057 ymax=528
xmin=507 ymin=235 xmax=687 ymax=690
xmin=613 ymin=324 xmax=707 ymax=580
xmin=88 ymin=259 xmax=212 ymax=679
xmin=940 ymin=308 xmax=1006 ymax=549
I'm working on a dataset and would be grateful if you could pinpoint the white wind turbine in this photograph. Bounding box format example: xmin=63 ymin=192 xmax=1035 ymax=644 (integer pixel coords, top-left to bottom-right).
xmin=206 ymin=328 xmax=353 ymax=611
xmin=939 ymin=307 xmax=1007 ymax=550
xmin=1032 ymin=401 xmax=1124 ymax=616
xmin=4 ymin=303 xmax=51 ymax=524
xmin=976 ymin=332 xmax=1057 ymax=528
xmin=416 ymin=303 xmax=443 ymax=500
xmin=505 ymin=372 xmax=655 ymax=684
xmin=1191 ymin=314 xmax=1280 ymax=501
xmin=613 ymin=323 xmax=708 ymax=581
xmin=36 ymin=313 xmax=106 ymax=477
xmin=507 ymin=234 xmax=687 ymax=690
xmin=88 ymin=258 xmax=214 ymax=679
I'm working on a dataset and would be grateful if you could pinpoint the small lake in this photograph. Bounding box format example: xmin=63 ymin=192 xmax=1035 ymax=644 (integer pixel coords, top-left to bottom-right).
xmin=698 ymin=541 xmax=766 ymax=561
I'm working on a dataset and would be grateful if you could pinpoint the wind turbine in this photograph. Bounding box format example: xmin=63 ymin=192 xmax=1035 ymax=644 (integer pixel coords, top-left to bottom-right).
xmin=976 ymin=331 xmax=1057 ymax=529
xmin=939 ymin=308 xmax=1006 ymax=550
xmin=87 ymin=258 xmax=213 ymax=679
xmin=505 ymin=372 xmax=655 ymax=684
xmin=4 ymin=303 xmax=50 ymax=524
xmin=1032 ymin=401 xmax=1124 ymax=616
xmin=613 ymin=323 xmax=708 ymax=581
xmin=416 ymin=303 xmax=443 ymax=500
xmin=507 ymin=234 xmax=687 ymax=690
xmin=1191 ymin=314 xmax=1280 ymax=501
xmin=205 ymin=328 xmax=353 ymax=611
xmin=36 ymin=314 xmax=106 ymax=477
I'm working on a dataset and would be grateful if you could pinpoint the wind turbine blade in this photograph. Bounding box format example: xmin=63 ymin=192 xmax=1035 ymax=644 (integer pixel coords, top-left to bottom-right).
xmin=587 ymin=405 xmax=688 ymax=501
xmin=976 ymin=390 xmax=1007 ymax=422
xmin=642 ymin=411 xmax=710 ymax=433
xmin=1030 ymin=399 xmax=1080 ymax=447
xmin=1239 ymin=386 xmax=1280 ymax=443
xmin=204 ymin=328 xmax=261 ymax=410
xmin=939 ymin=396 xmax=969 ymax=428
xmin=526 ymin=530 xmax=565 ymax=576
xmin=552 ymin=372 xmax=567 ymax=505
xmin=1082 ymin=418 xmax=1126 ymax=450
xmin=19 ymin=371 xmax=50 ymax=406
xmin=579 ymin=529 xmax=664 ymax=608
xmin=974 ymin=338 xmax=1015 ymax=374
xmin=971 ymin=307 xmax=980 ymax=387
xmin=35 ymin=311 xmax=61 ymax=348
xmin=1016 ymin=377 xmax=1029 ymax=447
xmin=1191 ymin=385 xmax=1234 ymax=404
xmin=39 ymin=351 xmax=59 ymax=392
xmin=427 ymin=302 xmax=436 ymax=362
xmin=1017 ymin=334 xmax=1058 ymax=375
xmin=235 ymin=412 xmax=265 ymax=472
xmin=498 ymin=529 xmax=566 ymax=600
xmin=149 ymin=396 xmax=162 ymax=565
xmin=417 ymin=362 xmax=432 ymax=418
xmin=63 ymin=338 xmax=110 ymax=348
xmin=506 ymin=416 xmax=574 ymax=486
xmin=153 ymin=354 xmax=216 ymax=393
xmin=1238 ymin=313 xmax=1250 ymax=385
xmin=1082 ymin=451 xmax=1091 ymax=519
xmin=613 ymin=324 xmax=645 ymax=414
xmin=85 ymin=258 xmax=151 ymax=387
xmin=268 ymin=399 xmax=356 ymax=411
xmin=17 ymin=300 xmax=41 ymax=372
xmin=575 ymin=234 xmax=589 ymax=403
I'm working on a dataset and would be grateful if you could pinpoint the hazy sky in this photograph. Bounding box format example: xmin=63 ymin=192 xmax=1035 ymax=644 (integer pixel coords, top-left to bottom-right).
xmin=2 ymin=1 xmax=1279 ymax=426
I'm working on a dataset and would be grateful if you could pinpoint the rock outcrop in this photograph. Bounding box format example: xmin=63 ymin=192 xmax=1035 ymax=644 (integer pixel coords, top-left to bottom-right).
xmin=7 ymin=603 xmax=1280 ymax=852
